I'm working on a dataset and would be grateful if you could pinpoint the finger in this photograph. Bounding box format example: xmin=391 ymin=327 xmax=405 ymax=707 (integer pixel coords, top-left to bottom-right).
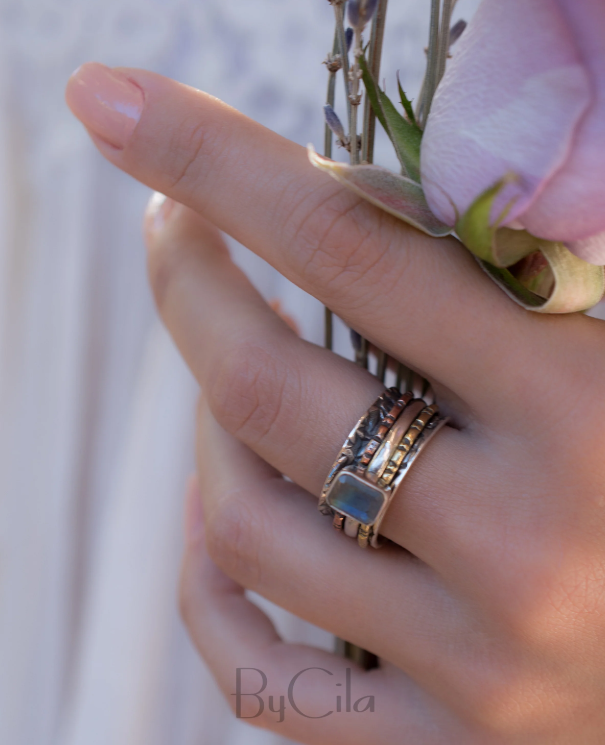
xmin=181 ymin=478 xmax=458 ymax=744
xmin=141 ymin=198 xmax=501 ymax=588
xmin=190 ymin=401 xmax=510 ymax=722
xmin=65 ymin=62 xmax=567 ymax=416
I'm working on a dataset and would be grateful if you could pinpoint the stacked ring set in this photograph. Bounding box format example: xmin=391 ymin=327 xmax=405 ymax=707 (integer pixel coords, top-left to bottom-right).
xmin=319 ymin=388 xmax=449 ymax=548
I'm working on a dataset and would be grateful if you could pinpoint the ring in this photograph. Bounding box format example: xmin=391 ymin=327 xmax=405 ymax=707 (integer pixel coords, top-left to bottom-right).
xmin=320 ymin=388 xmax=449 ymax=549
xmin=318 ymin=387 xmax=407 ymax=515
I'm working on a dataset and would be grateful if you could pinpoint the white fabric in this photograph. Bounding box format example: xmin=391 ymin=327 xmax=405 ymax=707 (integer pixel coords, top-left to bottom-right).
xmin=0 ymin=1 xmax=479 ymax=743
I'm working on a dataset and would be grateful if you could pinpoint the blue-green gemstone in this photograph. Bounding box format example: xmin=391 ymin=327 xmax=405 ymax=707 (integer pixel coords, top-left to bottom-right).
xmin=326 ymin=471 xmax=386 ymax=525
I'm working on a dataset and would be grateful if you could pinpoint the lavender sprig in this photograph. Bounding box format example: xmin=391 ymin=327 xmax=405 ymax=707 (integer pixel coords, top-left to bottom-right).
xmin=346 ymin=0 xmax=378 ymax=164
xmin=347 ymin=0 xmax=379 ymax=32
xmin=324 ymin=104 xmax=348 ymax=149
xmin=330 ymin=1 xmax=352 ymax=127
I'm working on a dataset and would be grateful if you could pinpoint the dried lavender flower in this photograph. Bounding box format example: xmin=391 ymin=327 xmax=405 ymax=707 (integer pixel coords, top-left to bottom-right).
xmin=345 ymin=27 xmax=354 ymax=53
xmin=449 ymin=19 xmax=467 ymax=47
xmin=347 ymin=0 xmax=379 ymax=32
xmin=323 ymin=104 xmax=347 ymax=145
xmin=323 ymin=52 xmax=343 ymax=73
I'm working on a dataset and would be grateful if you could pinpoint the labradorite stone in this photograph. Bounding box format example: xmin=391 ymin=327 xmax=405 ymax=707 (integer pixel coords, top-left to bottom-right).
xmin=327 ymin=471 xmax=386 ymax=525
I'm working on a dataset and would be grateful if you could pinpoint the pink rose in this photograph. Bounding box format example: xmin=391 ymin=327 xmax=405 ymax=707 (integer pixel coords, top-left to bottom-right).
xmin=420 ymin=0 xmax=605 ymax=264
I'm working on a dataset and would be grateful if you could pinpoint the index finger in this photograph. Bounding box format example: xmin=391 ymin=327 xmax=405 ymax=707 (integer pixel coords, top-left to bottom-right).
xmin=65 ymin=63 xmax=574 ymax=419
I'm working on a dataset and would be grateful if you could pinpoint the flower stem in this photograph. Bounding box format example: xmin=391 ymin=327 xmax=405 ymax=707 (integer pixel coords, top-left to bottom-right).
xmin=332 ymin=1 xmax=352 ymax=127
xmin=323 ymin=30 xmax=340 ymax=351
xmin=348 ymin=26 xmax=363 ymax=164
xmin=435 ymin=0 xmax=454 ymax=89
xmin=362 ymin=0 xmax=389 ymax=163
xmin=417 ymin=0 xmax=442 ymax=128
xmin=324 ymin=32 xmax=340 ymax=160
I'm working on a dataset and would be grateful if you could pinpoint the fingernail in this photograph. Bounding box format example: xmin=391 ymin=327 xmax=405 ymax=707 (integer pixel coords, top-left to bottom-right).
xmin=184 ymin=475 xmax=205 ymax=545
xmin=66 ymin=62 xmax=143 ymax=149
xmin=144 ymin=192 xmax=176 ymax=243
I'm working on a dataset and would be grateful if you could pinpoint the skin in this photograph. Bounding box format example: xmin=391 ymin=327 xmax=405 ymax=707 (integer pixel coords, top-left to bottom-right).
xmin=66 ymin=65 xmax=605 ymax=743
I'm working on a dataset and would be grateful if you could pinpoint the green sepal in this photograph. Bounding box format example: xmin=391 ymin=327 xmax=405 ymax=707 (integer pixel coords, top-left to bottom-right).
xmin=308 ymin=146 xmax=451 ymax=238
xmin=397 ymin=72 xmax=416 ymax=125
xmin=454 ymin=177 xmax=539 ymax=267
xmin=478 ymin=240 xmax=604 ymax=314
xmin=359 ymin=55 xmax=423 ymax=182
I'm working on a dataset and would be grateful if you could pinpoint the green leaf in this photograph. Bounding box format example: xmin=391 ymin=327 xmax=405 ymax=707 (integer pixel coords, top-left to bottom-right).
xmin=479 ymin=262 xmax=546 ymax=309
xmin=308 ymin=146 xmax=451 ymax=238
xmin=397 ymin=72 xmax=416 ymax=125
xmin=358 ymin=54 xmax=387 ymax=132
xmin=379 ymin=93 xmax=423 ymax=183
xmin=455 ymin=177 xmax=542 ymax=267
xmin=478 ymin=240 xmax=604 ymax=314
xmin=359 ymin=55 xmax=423 ymax=182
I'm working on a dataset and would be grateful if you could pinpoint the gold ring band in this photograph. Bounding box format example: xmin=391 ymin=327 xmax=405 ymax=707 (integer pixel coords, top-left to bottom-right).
xmin=365 ymin=399 xmax=426 ymax=483
xmin=369 ymin=414 xmax=449 ymax=548
xmin=354 ymin=392 xmax=413 ymax=473
xmin=378 ymin=404 xmax=439 ymax=488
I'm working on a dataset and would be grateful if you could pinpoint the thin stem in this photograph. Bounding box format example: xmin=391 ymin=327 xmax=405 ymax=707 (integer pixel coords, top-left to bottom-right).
xmin=349 ymin=26 xmax=363 ymax=165
xmin=324 ymin=307 xmax=334 ymax=350
xmin=354 ymin=337 xmax=369 ymax=368
xmin=435 ymin=0 xmax=454 ymax=90
xmin=360 ymin=0 xmax=391 ymax=385
xmin=376 ymin=350 xmax=388 ymax=382
xmin=333 ymin=2 xmax=352 ymax=126
xmin=324 ymin=30 xmax=340 ymax=351
xmin=330 ymin=2 xmax=380 ymax=672
xmin=418 ymin=0 xmax=441 ymax=128
xmin=324 ymin=34 xmax=340 ymax=158
xmin=362 ymin=0 xmax=389 ymax=163
xmin=396 ymin=362 xmax=404 ymax=390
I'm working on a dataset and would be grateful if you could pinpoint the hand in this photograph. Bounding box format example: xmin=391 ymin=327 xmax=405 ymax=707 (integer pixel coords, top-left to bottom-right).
xmin=67 ymin=63 xmax=605 ymax=744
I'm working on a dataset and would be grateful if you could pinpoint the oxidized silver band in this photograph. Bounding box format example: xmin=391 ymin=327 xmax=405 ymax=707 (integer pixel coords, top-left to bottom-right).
xmin=320 ymin=387 xmax=449 ymax=549
xmin=318 ymin=387 xmax=405 ymax=515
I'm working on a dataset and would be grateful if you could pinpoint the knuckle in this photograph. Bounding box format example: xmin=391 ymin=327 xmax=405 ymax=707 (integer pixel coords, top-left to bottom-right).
xmin=205 ymin=488 xmax=265 ymax=588
xmin=464 ymin=666 xmax=552 ymax=737
xmin=207 ymin=337 xmax=296 ymax=446
xmin=280 ymin=181 xmax=404 ymax=306
xmin=455 ymin=641 xmax=576 ymax=739
xmin=167 ymin=114 xmax=214 ymax=193
xmin=506 ymin=551 xmax=605 ymax=645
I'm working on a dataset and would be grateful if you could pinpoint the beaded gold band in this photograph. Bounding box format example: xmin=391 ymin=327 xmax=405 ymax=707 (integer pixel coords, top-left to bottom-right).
xmin=321 ymin=388 xmax=448 ymax=549
xmin=378 ymin=404 xmax=438 ymax=488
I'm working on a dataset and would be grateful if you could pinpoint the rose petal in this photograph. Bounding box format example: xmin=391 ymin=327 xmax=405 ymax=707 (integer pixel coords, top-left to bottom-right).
xmin=519 ymin=0 xmax=605 ymax=243
xmin=565 ymin=230 xmax=605 ymax=265
xmin=420 ymin=0 xmax=591 ymax=231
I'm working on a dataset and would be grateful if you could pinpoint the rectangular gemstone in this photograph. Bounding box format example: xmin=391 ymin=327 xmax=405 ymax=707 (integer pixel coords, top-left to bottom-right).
xmin=326 ymin=470 xmax=386 ymax=526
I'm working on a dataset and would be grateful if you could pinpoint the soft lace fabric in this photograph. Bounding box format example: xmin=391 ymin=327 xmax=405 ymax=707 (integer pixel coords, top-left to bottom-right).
xmin=0 ymin=2 xmax=478 ymax=744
